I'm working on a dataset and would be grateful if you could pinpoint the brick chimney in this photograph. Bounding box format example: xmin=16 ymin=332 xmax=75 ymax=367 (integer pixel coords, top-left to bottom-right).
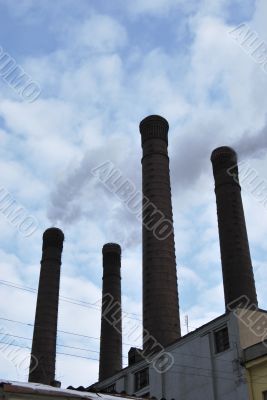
xmin=211 ymin=146 xmax=258 ymax=310
xmin=29 ymin=227 xmax=64 ymax=384
xmin=139 ymin=115 xmax=181 ymax=351
xmin=99 ymin=243 xmax=122 ymax=381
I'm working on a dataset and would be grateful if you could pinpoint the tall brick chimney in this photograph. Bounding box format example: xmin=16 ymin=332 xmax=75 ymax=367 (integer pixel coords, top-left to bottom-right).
xmin=139 ymin=115 xmax=181 ymax=351
xmin=99 ymin=243 xmax=122 ymax=381
xmin=29 ymin=227 xmax=64 ymax=385
xmin=211 ymin=146 xmax=258 ymax=310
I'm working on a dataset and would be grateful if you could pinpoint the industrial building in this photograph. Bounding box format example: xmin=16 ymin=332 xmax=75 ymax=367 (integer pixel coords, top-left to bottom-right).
xmin=89 ymin=117 xmax=267 ymax=399
xmin=92 ymin=307 xmax=267 ymax=399
xmin=3 ymin=115 xmax=264 ymax=399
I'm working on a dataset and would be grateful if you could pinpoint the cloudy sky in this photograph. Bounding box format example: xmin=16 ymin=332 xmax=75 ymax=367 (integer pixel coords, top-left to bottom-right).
xmin=0 ymin=0 xmax=267 ymax=389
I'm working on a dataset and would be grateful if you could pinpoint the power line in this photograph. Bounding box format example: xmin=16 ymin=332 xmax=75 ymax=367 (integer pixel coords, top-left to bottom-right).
xmin=1 ymin=318 xmax=232 ymax=370
xmin=0 ymin=279 xmax=142 ymax=321
xmin=1 ymin=332 xmax=129 ymax=359
xmin=0 ymin=339 xmax=266 ymax=384
xmin=0 ymin=316 xmax=136 ymax=347
xmin=0 ymin=320 xmax=266 ymax=383
xmin=0 ymin=316 xmax=242 ymax=366
xmin=0 ymin=340 xmax=99 ymax=362
xmin=4 ymin=280 xmax=266 ymax=381
xmin=167 ymin=367 xmax=255 ymax=384
xmin=0 ymin=314 xmax=254 ymax=373
xmin=58 ymin=352 xmax=99 ymax=361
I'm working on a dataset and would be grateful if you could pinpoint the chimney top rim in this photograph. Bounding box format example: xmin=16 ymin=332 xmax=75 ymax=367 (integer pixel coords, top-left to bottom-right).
xmin=43 ymin=227 xmax=64 ymax=243
xmin=102 ymin=243 xmax=121 ymax=254
xmin=139 ymin=115 xmax=169 ymax=133
xmin=211 ymin=146 xmax=237 ymax=162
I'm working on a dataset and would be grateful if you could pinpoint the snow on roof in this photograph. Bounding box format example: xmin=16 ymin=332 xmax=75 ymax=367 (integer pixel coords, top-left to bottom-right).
xmin=0 ymin=380 xmax=144 ymax=400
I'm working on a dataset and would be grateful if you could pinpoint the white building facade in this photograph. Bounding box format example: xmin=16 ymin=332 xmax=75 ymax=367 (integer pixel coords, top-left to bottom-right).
xmin=93 ymin=308 xmax=267 ymax=400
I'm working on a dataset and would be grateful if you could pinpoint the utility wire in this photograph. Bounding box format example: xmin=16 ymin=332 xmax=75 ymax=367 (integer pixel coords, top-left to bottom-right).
xmin=0 ymin=316 xmax=241 ymax=365
xmin=0 ymin=324 xmax=257 ymax=379
xmin=0 ymin=340 xmax=266 ymax=384
xmin=1 ymin=332 xmax=129 ymax=359
xmin=0 ymin=279 xmax=142 ymax=321
xmin=167 ymin=367 xmax=267 ymax=384
xmin=0 ymin=316 xmax=136 ymax=347
xmin=2 ymin=281 xmax=264 ymax=371
xmin=0 ymin=340 xmax=99 ymax=362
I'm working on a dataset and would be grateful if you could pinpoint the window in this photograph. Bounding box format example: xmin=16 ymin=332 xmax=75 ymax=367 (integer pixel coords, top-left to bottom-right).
xmin=104 ymin=384 xmax=116 ymax=393
xmin=214 ymin=326 xmax=230 ymax=353
xmin=135 ymin=368 xmax=149 ymax=391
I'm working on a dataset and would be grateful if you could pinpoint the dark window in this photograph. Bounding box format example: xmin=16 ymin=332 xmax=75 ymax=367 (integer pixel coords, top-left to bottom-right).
xmin=135 ymin=368 xmax=149 ymax=391
xmin=263 ymin=391 xmax=267 ymax=400
xmin=104 ymin=384 xmax=116 ymax=393
xmin=214 ymin=326 xmax=230 ymax=353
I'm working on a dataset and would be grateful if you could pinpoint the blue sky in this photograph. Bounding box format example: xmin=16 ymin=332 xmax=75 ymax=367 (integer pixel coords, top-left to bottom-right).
xmin=0 ymin=0 xmax=267 ymax=388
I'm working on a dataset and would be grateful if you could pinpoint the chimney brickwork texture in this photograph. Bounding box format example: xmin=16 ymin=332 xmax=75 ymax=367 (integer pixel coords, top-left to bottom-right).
xmin=99 ymin=243 xmax=122 ymax=381
xmin=211 ymin=146 xmax=258 ymax=310
xmin=29 ymin=227 xmax=64 ymax=385
xmin=139 ymin=115 xmax=181 ymax=352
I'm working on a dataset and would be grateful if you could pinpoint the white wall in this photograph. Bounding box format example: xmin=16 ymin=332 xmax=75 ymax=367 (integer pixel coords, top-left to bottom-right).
xmin=94 ymin=312 xmax=252 ymax=400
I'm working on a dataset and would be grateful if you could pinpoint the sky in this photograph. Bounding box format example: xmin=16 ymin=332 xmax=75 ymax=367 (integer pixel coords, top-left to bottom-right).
xmin=0 ymin=0 xmax=267 ymax=389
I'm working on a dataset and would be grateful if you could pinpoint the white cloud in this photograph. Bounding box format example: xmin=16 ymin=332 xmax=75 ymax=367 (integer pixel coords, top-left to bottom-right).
xmin=0 ymin=0 xmax=267 ymax=389
xmin=72 ymin=15 xmax=128 ymax=52
xmin=125 ymin=0 xmax=196 ymax=16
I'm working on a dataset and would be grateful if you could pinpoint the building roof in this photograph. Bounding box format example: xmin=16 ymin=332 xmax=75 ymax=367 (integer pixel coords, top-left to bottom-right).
xmin=0 ymin=380 xmax=145 ymax=400
xmin=94 ymin=307 xmax=267 ymax=389
xmin=244 ymin=341 xmax=267 ymax=363
xmin=93 ymin=311 xmax=229 ymax=388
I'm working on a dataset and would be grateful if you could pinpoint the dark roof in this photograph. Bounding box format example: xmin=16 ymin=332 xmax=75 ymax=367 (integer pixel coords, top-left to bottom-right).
xmin=93 ymin=312 xmax=229 ymax=387
xmin=94 ymin=307 xmax=267 ymax=388
xmin=244 ymin=341 xmax=267 ymax=363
